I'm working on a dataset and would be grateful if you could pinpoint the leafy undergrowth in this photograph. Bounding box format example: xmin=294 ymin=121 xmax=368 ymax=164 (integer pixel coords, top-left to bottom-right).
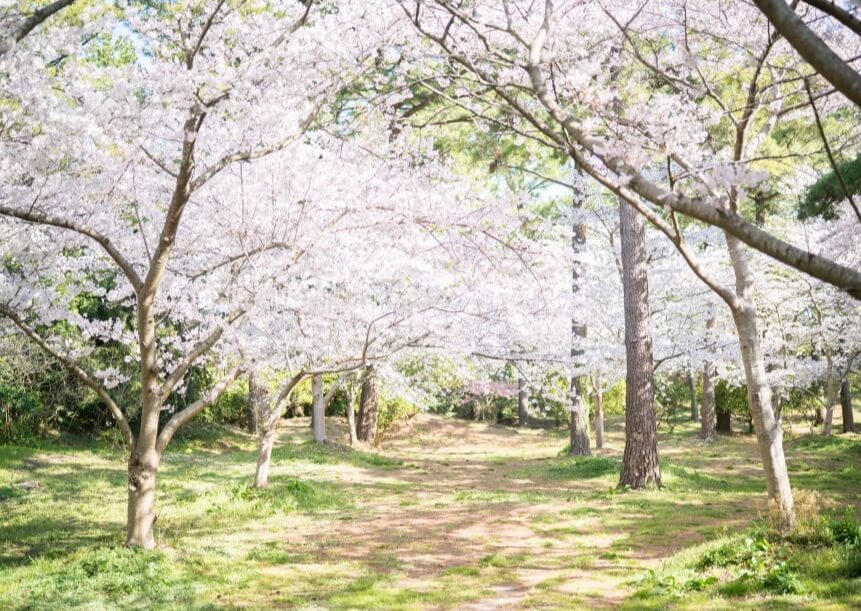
xmin=626 ymin=505 xmax=861 ymax=609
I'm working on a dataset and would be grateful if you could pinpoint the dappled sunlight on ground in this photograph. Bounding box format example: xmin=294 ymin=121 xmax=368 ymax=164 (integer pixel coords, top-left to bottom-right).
xmin=1 ymin=413 xmax=859 ymax=609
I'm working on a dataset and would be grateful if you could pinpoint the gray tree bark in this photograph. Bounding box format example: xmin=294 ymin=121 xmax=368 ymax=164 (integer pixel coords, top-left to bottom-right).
xmin=518 ymin=377 xmax=528 ymax=428
xmin=357 ymin=365 xmax=379 ymax=444
xmin=569 ymin=179 xmax=590 ymax=456
xmin=312 ymin=374 xmax=326 ymax=443
xmin=726 ymin=234 xmax=795 ymax=530
xmin=618 ymin=201 xmax=661 ymax=488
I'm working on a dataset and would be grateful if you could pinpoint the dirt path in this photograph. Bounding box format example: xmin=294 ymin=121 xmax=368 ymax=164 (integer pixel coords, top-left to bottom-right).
xmin=267 ymin=414 xmax=721 ymax=609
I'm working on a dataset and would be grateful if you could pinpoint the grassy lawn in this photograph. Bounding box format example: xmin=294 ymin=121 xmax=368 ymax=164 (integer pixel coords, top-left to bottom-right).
xmin=1 ymin=415 xmax=859 ymax=609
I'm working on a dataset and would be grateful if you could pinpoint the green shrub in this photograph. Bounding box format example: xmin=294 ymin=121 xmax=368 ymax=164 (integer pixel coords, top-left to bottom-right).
xmin=376 ymin=394 xmax=419 ymax=443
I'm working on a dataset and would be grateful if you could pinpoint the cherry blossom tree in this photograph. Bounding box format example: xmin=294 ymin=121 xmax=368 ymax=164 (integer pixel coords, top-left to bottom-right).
xmin=0 ymin=0 xmax=403 ymax=547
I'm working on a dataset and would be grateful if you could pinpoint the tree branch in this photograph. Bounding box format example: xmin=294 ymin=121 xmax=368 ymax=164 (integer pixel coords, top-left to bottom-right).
xmin=0 ymin=304 xmax=134 ymax=446
xmin=156 ymin=363 xmax=245 ymax=453
xmin=752 ymin=0 xmax=861 ymax=107
xmin=0 ymin=204 xmax=143 ymax=293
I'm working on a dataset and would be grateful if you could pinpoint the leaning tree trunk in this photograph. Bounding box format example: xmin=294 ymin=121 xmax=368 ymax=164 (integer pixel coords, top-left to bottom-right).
xmin=518 ymin=377 xmax=528 ymax=428
xmin=687 ymin=368 xmax=699 ymax=422
xmin=592 ymin=374 xmax=605 ymax=450
xmin=841 ymin=378 xmax=855 ymax=433
xmin=726 ymin=234 xmax=794 ymax=530
xmin=618 ymin=201 xmax=660 ymax=489
xmin=312 ymin=374 xmax=326 ymax=443
xmin=357 ymin=365 xmax=379 ymax=444
xmin=700 ymin=362 xmax=717 ymax=442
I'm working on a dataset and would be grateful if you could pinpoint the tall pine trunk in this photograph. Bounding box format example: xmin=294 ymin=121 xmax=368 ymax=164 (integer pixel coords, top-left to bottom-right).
xmin=700 ymin=362 xmax=716 ymax=441
xmin=357 ymin=365 xmax=379 ymax=444
xmin=841 ymin=378 xmax=856 ymax=433
xmin=726 ymin=234 xmax=794 ymax=530
xmin=312 ymin=374 xmax=326 ymax=443
xmin=618 ymin=201 xmax=660 ymax=488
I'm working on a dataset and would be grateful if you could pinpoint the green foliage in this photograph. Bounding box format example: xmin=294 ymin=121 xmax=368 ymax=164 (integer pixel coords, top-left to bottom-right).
xmin=0 ymin=383 xmax=45 ymax=443
xmin=376 ymin=394 xmax=419 ymax=442
xmin=634 ymin=508 xmax=861 ymax=604
xmin=224 ymin=478 xmax=350 ymax=515
xmin=200 ymin=379 xmax=248 ymax=426
xmin=799 ymin=153 xmax=861 ymax=220
xmin=602 ymin=380 xmax=626 ymax=416
xmin=1 ymin=545 xmax=193 ymax=609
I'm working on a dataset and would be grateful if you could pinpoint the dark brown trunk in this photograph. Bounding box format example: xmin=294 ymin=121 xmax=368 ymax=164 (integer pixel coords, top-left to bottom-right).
xmin=617 ymin=201 xmax=660 ymax=488
xmin=357 ymin=365 xmax=379 ymax=444
xmin=842 ymin=378 xmax=856 ymax=433
xmin=716 ymin=403 xmax=732 ymax=433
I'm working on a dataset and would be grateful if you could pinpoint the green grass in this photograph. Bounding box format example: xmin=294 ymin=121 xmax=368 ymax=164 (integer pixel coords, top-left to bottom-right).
xmin=0 ymin=417 xmax=859 ymax=609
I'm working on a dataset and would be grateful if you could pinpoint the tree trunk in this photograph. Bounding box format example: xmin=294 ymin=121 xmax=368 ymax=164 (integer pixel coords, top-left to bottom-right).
xmin=592 ymin=374 xmax=605 ymax=450
xmin=568 ymin=176 xmax=591 ymax=456
xmin=688 ymin=368 xmax=699 ymax=422
xmin=700 ymin=362 xmax=716 ymax=442
xmin=518 ymin=377 xmax=528 ymax=428
xmin=251 ymin=374 xmax=274 ymax=489
xmin=618 ymin=201 xmax=660 ymax=489
xmin=569 ymin=376 xmax=591 ymax=455
xmin=841 ymin=378 xmax=855 ymax=433
xmin=726 ymin=234 xmax=794 ymax=531
xmin=357 ymin=365 xmax=379 ymax=444
xmin=823 ymin=359 xmax=837 ymax=436
xmin=254 ymin=427 xmax=276 ymax=489
xmin=126 ymin=449 xmax=159 ymax=548
xmin=312 ymin=373 xmax=326 ymax=443
xmin=346 ymin=382 xmax=358 ymax=445
xmin=247 ymin=373 xmax=266 ymax=434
